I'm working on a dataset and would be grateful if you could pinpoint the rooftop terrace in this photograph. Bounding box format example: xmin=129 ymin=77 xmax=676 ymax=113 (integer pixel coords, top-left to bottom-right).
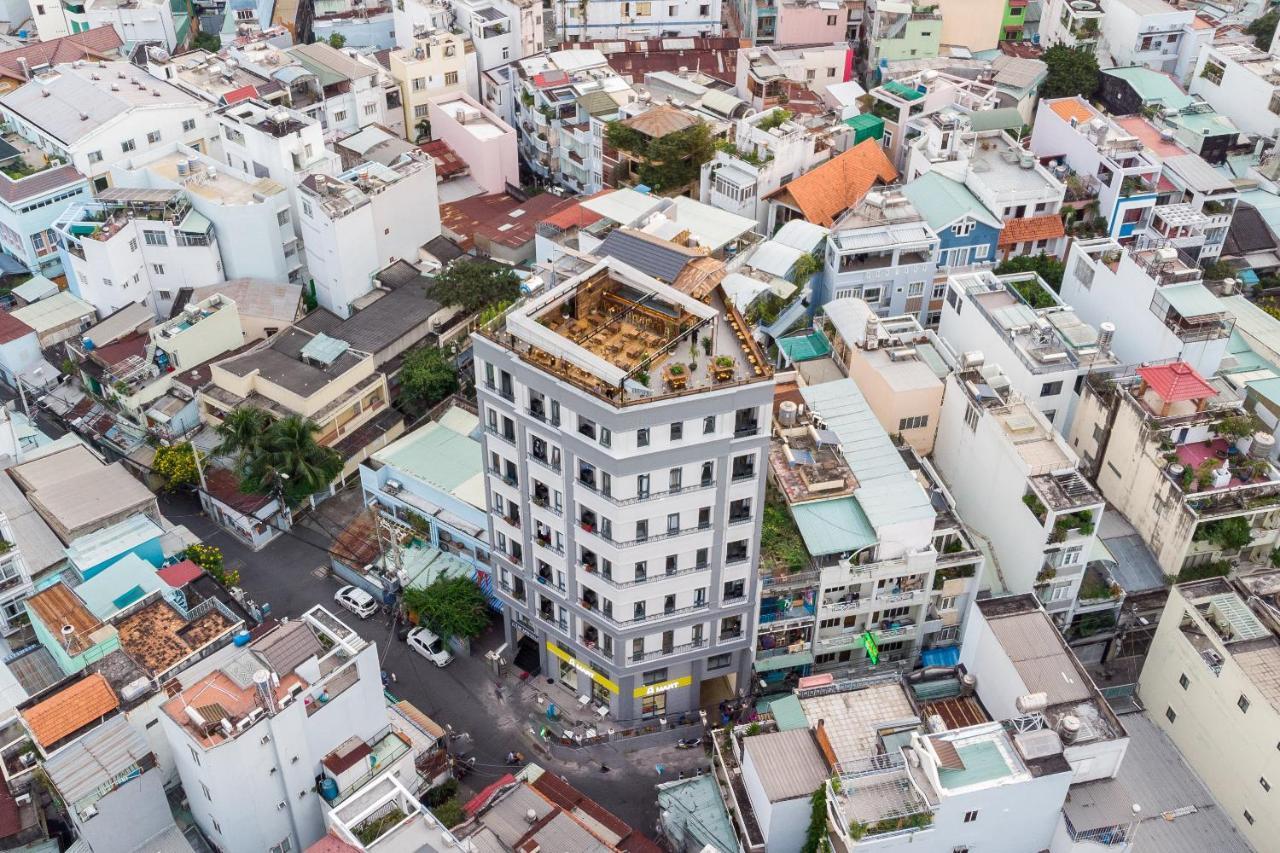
xmin=481 ymin=258 xmax=771 ymax=406
xmin=145 ymin=150 xmax=286 ymax=205
xmin=115 ymin=597 xmax=236 ymax=676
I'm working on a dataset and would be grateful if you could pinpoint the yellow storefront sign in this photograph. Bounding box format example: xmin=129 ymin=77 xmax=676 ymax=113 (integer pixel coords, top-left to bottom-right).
xmin=546 ymin=641 xmax=619 ymax=693
xmin=633 ymin=675 xmax=692 ymax=699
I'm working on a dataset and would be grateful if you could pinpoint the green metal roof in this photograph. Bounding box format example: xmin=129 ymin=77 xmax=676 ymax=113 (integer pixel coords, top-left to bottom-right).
xmin=755 ymin=650 xmax=815 ymax=672
xmin=777 ymin=330 xmax=832 ymax=363
xmin=900 ymin=171 xmax=1001 ymax=231
xmin=845 ymin=113 xmax=885 ymax=143
xmin=375 ymin=418 xmax=483 ymax=497
xmin=791 ymin=497 xmax=877 ymax=557
xmin=1160 ymin=282 xmax=1226 ymax=318
xmin=177 ymin=209 xmax=211 ymax=234
xmin=937 ymin=741 xmax=1013 ymax=789
xmin=1101 ymin=66 xmax=1193 ymax=110
xmin=883 ymin=80 xmax=924 ymax=101
xmin=967 ymin=107 xmax=1024 ymax=132
xmin=299 ymin=332 xmax=350 ymax=365
xmin=577 ymin=90 xmax=618 ymax=117
xmin=768 ymin=694 xmax=810 ymax=731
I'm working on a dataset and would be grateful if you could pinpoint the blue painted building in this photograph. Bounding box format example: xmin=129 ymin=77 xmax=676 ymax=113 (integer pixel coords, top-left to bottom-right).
xmin=65 ymin=514 xmax=166 ymax=581
xmin=901 ymin=171 xmax=1002 ymax=270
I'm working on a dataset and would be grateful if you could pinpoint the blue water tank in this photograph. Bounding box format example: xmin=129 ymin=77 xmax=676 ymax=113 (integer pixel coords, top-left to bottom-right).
xmin=82 ymin=338 xmax=95 ymax=351
xmin=233 ymin=630 xmax=251 ymax=647
xmin=320 ymin=777 xmax=339 ymax=801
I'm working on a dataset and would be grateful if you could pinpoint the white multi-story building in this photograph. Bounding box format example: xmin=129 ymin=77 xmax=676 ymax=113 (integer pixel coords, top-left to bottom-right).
xmin=554 ymin=0 xmax=722 ymax=42
xmin=1037 ymin=0 xmax=1104 ymax=51
xmin=288 ymin=43 xmax=389 ymax=140
xmin=112 ymin=144 xmax=302 ymax=284
xmin=700 ymin=108 xmax=830 ymax=234
xmin=214 ymin=99 xmax=342 ymax=239
xmin=299 ymin=155 xmax=439 ymax=318
xmin=513 ymin=49 xmax=635 ymax=193
xmin=1190 ymin=34 xmax=1280 ymax=138
xmin=938 ymin=269 xmax=1118 ymax=434
xmin=1058 ymin=239 xmax=1232 ymax=378
xmin=1153 ymin=152 xmax=1238 ymax=262
xmin=1100 ymin=0 xmax=1209 ymax=83
xmin=33 ymin=0 xmax=184 ymax=48
xmin=448 ymin=0 xmax=545 ymax=70
xmin=1137 ymin=572 xmax=1280 ymax=851
xmin=870 ymin=69 xmax=1001 ymax=172
xmin=473 ymin=256 xmax=774 ymax=721
xmin=0 ymin=163 xmax=89 ymax=277
xmin=54 ymin=187 xmax=223 ymax=318
xmin=735 ymin=43 xmax=853 ymax=113
xmin=160 ymin=606 xmax=397 ymax=853
xmin=932 ymin=357 xmax=1108 ymax=630
xmin=0 ymin=62 xmax=210 ymax=194
xmin=1029 ymin=97 xmax=1163 ymax=242
xmin=821 ymin=190 xmax=939 ymax=325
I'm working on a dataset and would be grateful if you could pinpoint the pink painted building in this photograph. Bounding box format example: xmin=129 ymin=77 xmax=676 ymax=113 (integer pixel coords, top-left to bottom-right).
xmin=427 ymin=94 xmax=519 ymax=196
xmin=774 ymin=0 xmax=861 ymax=46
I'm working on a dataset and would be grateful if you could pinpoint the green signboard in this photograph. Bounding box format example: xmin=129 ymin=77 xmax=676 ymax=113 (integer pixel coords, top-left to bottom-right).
xmin=861 ymin=630 xmax=879 ymax=665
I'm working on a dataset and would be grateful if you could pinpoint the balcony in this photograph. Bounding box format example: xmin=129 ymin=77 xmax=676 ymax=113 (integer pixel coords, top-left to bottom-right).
xmin=631 ymin=638 xmax=707 ymax=663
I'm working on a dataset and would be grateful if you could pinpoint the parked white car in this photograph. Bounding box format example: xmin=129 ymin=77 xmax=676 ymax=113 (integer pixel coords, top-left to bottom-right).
xmin=407 ymin=627 xmax=454 ymax=667
xmin=334 ymin=585 xmax=378 ymax=619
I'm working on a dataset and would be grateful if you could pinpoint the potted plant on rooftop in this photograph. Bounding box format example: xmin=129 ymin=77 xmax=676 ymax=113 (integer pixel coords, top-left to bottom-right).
xmin=712 ymin=355 xmax=734 ymax=382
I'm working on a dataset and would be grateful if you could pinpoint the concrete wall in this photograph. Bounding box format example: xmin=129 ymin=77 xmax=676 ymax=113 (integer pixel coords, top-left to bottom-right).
xmin=427 ymin=94 xmax=518 ymax=195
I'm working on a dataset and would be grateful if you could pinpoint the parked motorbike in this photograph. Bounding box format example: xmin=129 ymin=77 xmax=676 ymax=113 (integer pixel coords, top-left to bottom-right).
xmin=675 ymin=737 xmax=702 ymax=750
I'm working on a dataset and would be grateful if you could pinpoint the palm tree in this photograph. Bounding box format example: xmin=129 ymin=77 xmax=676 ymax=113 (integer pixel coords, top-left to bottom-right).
xmin=245 ymin=415 xmax=342 ymax=505
xmin=214 ymin=407 xmax=273 ymax=468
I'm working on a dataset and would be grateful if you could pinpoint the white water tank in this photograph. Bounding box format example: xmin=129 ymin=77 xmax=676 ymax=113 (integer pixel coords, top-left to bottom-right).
xmin=1058 ymin=714 xmax=1082 ymax=744
xmin=1016 ymin=692 xmax=1049 ymax=714
xmin=779 ymin=401 xmax=798 ymax=427
xmin=1251 ymin=432 xmax=1276 ymax=460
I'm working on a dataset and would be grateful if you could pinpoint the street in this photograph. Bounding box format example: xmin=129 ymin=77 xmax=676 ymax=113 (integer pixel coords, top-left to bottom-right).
xmin=155 ymin=488 xmax=708 ymax=833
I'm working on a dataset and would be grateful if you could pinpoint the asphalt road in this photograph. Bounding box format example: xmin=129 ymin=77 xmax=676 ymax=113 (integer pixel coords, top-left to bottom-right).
xmin=156 ymin=489 xmax=700 ymax=833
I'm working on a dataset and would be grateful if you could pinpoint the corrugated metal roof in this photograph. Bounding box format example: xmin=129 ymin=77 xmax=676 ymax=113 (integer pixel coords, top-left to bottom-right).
xmin=1164 ymin=154 xmax=1235 ymax=194
xmin=900 ymin=171 xmax=1001 ymax=231
xmin=791 ymin=497 xmax=876 ymax=557
xmin=250 ymin=619 xmax=322 ymax=676
xmin=44 ymin=715 xmax=148 ymax=805
xmin=10 ymin=291 xmax=94 ymax=335
xmin=985 ymin=611 xmax=1092 ymax=704
xmin=741 ymin=730 xmax=829 ymax=800
xmin=799 ymin=379 xmax=935 ymax=530
xmin=0 ymin=470 xmax=62 ymax=575
xmin=1160 ymin=282 xmax=1226 ymax=318
xmin=772 ymin=219 xmax=829 ymax=253
xmin=748 ymin=241 xmax=804 ymax=278
xmin=968 ymin=106 xmax=1024 ymax=132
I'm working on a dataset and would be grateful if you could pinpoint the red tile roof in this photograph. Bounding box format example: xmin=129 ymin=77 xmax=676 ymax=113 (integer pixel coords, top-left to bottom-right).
xmin=532 ymin=773 xmax=664 ymax=853
xmin=0 ymin=780 xmax=21 ymax=840
xmin=222 ymin=84 xmax=258 ymax=105
xmin=158 ymin=560 xmax=204 ymax=588
xmin=0 ymin=312 xmax=33 ymax=345
xmin=203 ymin=467 xmax=274 ymax=515
xmin=1137 ymin=362 xmax=1217 ymax=403
xmin=582 ymin=37 xmax=744 ymax=85
xmin=23 ymin=673 xmax=118 ymax=748
xmin=998 ymin=214 xmax=1066 ymax=247
xmin=0 ymin=27 xmax=123 ymax=83
xmin=420 ymin=139 xmax=468 ymax=179
xmin=464 ymin=774 xmax=517 ymax=817
xmin=439 ymin=192 xmax=580 ymax=250
xmin=0 ymin=165 xmax=84 ymax=204
xmin=769 ymin=139 xmax=898 ymax=227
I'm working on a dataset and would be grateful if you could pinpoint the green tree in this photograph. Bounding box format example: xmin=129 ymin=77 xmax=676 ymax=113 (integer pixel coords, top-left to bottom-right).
xmin=995 ymin=252 xmax=1066 ymax=291
xmin=801 ymin=786 xmax=831 ymax=853
xmin=792 ymin=253 xmax=821 ymax=288
xmin=415 ymin=119 xmax=431 ymax=142
xmin=1199 ymin=517 xmax=1252 ymax=551
xmin=1247 ymin=8 xmax=1279 ymax=50
xmin=430 ymin=259 xmax=520 ymax=314
xmin=214 ymin=407 xmax=274 ymax=468
xmin=192 ymin=32 xmax=221 ymax=52
xmin=402 ymin=575 xmax=489 ymax=641
xmin=327 ymin=32 xmax=347 ymax=48
xmin=398 ymin=347 xmax=459 ymax=413
xmin=242 ymin=415 xmax=343 ymax=505
xmin=1040 ymin=45 xmax=1100 ymax=100
xmin=605 ymin=120 xmax=714 ymax=193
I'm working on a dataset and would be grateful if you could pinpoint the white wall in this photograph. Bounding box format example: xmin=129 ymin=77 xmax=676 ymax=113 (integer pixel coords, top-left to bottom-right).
xmin=1189 ymin=47 xmax=1280 ymax=138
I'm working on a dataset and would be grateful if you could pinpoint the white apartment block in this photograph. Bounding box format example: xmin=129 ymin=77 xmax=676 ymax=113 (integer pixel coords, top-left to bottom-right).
xmin=1154 ymin=151 xmax=1238 ymax=262
xmin=1029 ymin=97 xmax=1163 ymax=242
xmin=0 ymin=62 xmax=211 ymax=194
xmin=473 ymin=256 xmax=774 ymax=721
xmin=821 ymin=190 xmax=940 ymax=325
xmin=1138 ymin=573 xmax=1280 ymax=851
xmin=736 ymin=43 xmax=852 ymax=114
xmin=938 ymin=269 xmax=1118 ymax=434
xmin=514 ymin=50 xmax=635 ymax=193
xmin=700 ymin=108 xmax=830 ymax=234
xmin=554 ymin=0 xmax=723 ymax=42
xmin=33 ymin=0 xmax=182 ymax=48
xmin=872 ymin=70 xmax=1001 ymax=173
xmin=1058 ymin=239 xmax=1231 ymax=378
xmin=448 ymin=0 xmax=545 ymax=71
xmin=1100 ymin=0 xmax=1209 ymax=84
xmin=54 ymin=187 xmax=223 ymax=318
xmin=113 ymin=144 xmax=302 ymax=284
xmin=0 ymin=509 xmax=37 ymax=635
xmin=299 ymin=154 xmax=439 ymax=318
xmin=1191 ymin=36 xmax=1280 ymax=138
xmin=932 ymin=358 xmax=1107 ymax=629
xmin=160 ymin=606 xmax=395 ymax=853
xmin=289 ymin=43 xmax=389 ymax=141
xmin=215 ymin=99 xmax=342 ymax=240
xmin=1038 ymin=0 xmax=1103 ymax=50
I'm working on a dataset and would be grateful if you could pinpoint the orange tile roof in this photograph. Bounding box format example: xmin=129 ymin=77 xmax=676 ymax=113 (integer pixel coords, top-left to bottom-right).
xmin=23 ymin=673 xmax=118 ymax=748
xmin=998 ymin=214 xmax=1066 ymax=246
xmin=770 ymin=139 xmax=898 ymax=227
xmin=1049 ymin=99 xmax=1096 ymax=125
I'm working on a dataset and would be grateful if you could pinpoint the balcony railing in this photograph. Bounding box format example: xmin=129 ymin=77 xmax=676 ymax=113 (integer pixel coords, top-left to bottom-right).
xmin=631 ymin=638 xmax=707 ymax=663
